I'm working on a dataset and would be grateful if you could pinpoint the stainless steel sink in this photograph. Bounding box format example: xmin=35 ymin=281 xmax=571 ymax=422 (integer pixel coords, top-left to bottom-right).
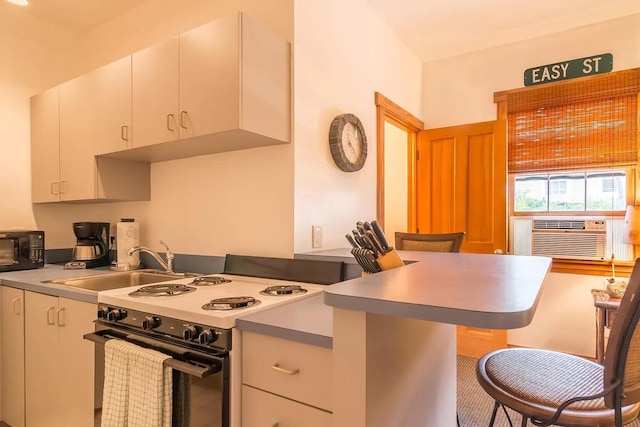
xmin=44 ymin=270 xmax=201 ymax=292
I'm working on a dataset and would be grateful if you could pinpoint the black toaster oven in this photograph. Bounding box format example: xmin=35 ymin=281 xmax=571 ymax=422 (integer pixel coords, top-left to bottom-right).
xmin=0 ymin=230 xmax=45 ymax=272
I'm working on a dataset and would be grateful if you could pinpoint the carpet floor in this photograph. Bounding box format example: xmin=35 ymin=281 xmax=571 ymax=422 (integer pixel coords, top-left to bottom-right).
xmin=457 ymin=355 xmax=640 ymax=427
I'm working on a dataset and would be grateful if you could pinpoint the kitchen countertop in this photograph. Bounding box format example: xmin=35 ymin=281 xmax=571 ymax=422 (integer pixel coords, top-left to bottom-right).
xmin=0 ymin=265 xmax=117 ymax=303
xmin=239 ymin=249 xmax=551 ymax=347
xmin=236 ymin=294 xmax=333 ymax=348
xmin=322 ymin=249 xmax=551 ymax=329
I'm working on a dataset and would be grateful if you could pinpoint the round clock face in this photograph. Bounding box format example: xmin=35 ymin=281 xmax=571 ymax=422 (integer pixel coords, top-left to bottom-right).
xmin=329 ymin=113 xmax=367 ymax=172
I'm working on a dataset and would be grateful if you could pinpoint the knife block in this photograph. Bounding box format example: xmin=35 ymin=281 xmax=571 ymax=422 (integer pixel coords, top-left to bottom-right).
xmin=377 ymin=249 xmax=404 ymax=271
xmin=361 ymin=249 xmax=405 ymax=277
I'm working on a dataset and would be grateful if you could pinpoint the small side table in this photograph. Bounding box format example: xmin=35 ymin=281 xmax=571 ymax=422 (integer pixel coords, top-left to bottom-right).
xmin=591 ymin=289 xmax=621 ymax=363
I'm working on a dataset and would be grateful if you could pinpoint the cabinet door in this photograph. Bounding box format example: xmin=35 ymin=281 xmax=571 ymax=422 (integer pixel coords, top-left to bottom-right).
xmin=179 ymin=14 xmax=240 ymax=140
xmin=25 ymin=292 xmax=61 ymax=427
xmin=57 ymin=298 xmax=95 ymax=427
xmin=1 ymin=287 xmax=25 ymax=427
xmin=132 ymin=37 xmax=179 ymax=148
xmin=30 ymin=87 xmax=60 ymax=203
xmin=94 ymin=56 xmax=132 ymax=155
xmin=59 ymin=73 xmax=96 ymax=201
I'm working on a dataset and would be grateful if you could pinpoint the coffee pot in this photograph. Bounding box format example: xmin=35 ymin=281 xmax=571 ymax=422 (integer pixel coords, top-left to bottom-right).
xmin=66 ymin=222 xmax=110 ymax=269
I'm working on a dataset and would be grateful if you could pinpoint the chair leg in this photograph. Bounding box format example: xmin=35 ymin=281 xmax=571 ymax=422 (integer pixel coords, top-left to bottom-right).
xmin=521 ymin=415 xmax=528 ymax=427
xmin=488 ymin=401 xmax=500 ymax=427
xmin=457 ymin=412 xmax=460 ymax=427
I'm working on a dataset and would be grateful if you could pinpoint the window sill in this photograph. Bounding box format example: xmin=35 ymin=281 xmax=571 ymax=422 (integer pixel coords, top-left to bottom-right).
xmin=550 ymin=258 xmax=634 ymax=276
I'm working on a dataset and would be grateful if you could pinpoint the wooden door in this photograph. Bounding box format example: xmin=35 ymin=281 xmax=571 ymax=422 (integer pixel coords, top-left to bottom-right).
xmin=30 ymin=87 xmax=60 ymax=203
xmin=132 ymin=36 xmax=179 ymax=147
xmin=1 ymin=287 xmax=25 ymax=427
xmin=93 ymin=55 xmax=132 ymax=155
xmin=59 ymin=73 xmax=96 ymax=201
xmin=417 ymin=120 xmax=507 ymax=358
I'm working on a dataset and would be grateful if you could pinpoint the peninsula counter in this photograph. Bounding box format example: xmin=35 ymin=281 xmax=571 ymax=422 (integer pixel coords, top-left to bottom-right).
xmin=320 ymin=250 xmax=551 ymax=427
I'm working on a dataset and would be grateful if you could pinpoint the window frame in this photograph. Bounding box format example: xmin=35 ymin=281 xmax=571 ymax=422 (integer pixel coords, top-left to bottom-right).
xmin=495 ymin=68 xmax=640 ymax=275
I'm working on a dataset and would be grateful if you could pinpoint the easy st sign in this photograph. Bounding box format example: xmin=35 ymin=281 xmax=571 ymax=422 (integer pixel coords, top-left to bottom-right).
xmin=524 ymin=53 xmax=613 ymax=86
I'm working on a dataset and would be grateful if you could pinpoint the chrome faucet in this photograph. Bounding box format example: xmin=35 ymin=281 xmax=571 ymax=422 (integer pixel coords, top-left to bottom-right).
xmin=128 ymin=240 xmax=174 ymax=273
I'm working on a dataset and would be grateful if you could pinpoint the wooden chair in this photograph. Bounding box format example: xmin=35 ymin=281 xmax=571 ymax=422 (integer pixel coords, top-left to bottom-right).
xmin=476 ymin=258 xmax=640 ymax=427
xmin=394 ymin=231 xmax=466 ymax=253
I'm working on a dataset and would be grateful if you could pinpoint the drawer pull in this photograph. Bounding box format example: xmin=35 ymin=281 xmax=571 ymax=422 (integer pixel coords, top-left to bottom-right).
xmin=271 ymin=363 xmax=300 ymax=375
xmin=272 ymin=423 xmax=280 ymax=427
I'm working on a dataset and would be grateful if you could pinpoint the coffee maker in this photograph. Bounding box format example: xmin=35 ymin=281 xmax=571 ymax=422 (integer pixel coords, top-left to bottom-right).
xmin=65 ymin=222 xmax=110 ymax=269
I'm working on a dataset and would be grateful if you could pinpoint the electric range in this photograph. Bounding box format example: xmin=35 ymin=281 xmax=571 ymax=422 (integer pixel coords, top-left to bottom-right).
xmin=90 ymin=274 xmax=327 ymax=427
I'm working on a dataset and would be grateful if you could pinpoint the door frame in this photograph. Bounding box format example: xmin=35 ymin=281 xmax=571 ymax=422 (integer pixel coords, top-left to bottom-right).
xmin=375 ymin=92 xmax=424 ymax=230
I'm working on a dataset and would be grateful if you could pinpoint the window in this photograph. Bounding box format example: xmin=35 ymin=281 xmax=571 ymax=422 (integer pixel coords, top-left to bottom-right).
xmin=515 ymin=170 xmax=626 ymax=212
xmin=496 ymin=68 xmax=640 ymax=273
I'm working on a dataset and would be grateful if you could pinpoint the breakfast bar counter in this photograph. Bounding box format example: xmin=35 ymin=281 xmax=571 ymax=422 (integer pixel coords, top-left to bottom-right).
xmin=315 ymin=249 xmax=551 ymax=427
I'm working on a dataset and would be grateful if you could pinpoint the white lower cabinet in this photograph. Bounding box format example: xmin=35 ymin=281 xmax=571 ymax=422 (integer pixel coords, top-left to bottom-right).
xmin=24 ymin=291 xmax=95 ymax=427
xmin=1 ymin=286 xmax=25 ymax=427
xmin=241 ymin=331 xmax=332 ymax=426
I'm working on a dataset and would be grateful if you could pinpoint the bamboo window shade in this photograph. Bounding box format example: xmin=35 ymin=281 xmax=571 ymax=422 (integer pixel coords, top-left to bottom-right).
xmin=506 ymin=69 xmax=640 ymax=174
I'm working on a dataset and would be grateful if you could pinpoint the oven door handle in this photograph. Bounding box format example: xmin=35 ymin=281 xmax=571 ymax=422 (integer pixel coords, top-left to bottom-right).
xmin=84 ymin=331 xmax=222 ymax=379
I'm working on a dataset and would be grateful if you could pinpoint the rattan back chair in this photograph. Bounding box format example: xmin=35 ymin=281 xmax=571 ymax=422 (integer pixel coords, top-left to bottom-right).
xmin=476 ymin=258 xmax=640 ymax=427
xmin=394 ymin=231 xmax=466 ymax=253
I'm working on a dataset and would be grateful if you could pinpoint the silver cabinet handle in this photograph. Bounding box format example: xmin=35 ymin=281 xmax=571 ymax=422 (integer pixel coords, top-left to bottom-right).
xmin=166 ymin=113 xmax=176 ymax=132
xmin=57 ymin=307 xmax=66 ymax=326
xmin=50 ymin=181 xmax=59 ymax=195
xmin=121 ymin=125 xmax=129 ymax=141
xmin=271 ymin=363 xmax=300 ymax=375
xmin=46 ymin=307 xmax=56 ymax=325
xmin=180 ymin=110 xmax=188 ymax=129
xmin=12 ymin=298 xmax=20 ymax=315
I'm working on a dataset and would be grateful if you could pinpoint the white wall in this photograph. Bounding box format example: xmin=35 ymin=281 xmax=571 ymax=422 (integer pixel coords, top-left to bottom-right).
xmin=422 ymin=13 xmax=640 ymax=128
xmin=2 ymin=0 xmax=297 ymax=257
xmin=383 ymin=122 xmax=409 ymax=241
xmin=293 ymin=0 xmax=422 ymax=253
xmin=0 ymin=2 xmax=80 ymax=231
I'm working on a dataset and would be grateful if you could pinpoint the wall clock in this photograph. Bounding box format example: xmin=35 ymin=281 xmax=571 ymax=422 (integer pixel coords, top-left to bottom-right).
xmin=328 ymin=113 xmax=367 ymax=172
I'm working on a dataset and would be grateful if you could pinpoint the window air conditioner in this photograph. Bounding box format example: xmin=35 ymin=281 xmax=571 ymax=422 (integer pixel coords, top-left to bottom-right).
xmin=531 ymin=218 xmax=606 ymax=261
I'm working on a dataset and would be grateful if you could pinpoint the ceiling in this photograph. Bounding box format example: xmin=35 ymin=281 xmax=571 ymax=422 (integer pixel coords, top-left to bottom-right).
xmin=8 ymin=0 xmax=640 ymax=61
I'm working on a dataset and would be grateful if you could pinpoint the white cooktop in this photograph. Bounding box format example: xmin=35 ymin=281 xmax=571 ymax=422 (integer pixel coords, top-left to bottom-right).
xmin=98 ymin=274 xmax=326 ymax=329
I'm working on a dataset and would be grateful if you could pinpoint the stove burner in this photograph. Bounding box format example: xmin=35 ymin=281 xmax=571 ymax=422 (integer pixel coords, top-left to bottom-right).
xmin=128 ymin=284 xmax=197 ymax=298
xmin=202 ymin=296 xmax=261 ymax=311
xmin=259 ymin=285 xmax=308 ymax=296
xmin=191 ymin=276 xmax=232 ymax=286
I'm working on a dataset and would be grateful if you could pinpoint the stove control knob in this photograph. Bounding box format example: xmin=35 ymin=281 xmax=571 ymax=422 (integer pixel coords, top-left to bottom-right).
xmin=198 ymin=329 xmax=217 ymax=345
xmin=142 ymin=316 xmax=161 ymax=330
xmin=182 ymin=326 xmax=198 ymax=341
xmin=97 ymin=306 xmax=109 ymax=319
xmin=106 ymin=309 xmax=126 ymax=322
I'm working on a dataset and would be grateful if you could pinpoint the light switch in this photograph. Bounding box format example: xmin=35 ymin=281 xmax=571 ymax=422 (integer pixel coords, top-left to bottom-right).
xmin=312 ymin=225 xmax=322 ymax=248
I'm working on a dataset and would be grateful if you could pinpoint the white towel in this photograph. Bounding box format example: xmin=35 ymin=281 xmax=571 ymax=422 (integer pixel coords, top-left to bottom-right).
xmin=101 ymin=339 xmax=172 ymax=427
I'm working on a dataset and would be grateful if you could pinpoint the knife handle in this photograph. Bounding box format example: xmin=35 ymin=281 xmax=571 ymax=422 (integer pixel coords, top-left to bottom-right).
xmin=360 ymin=233 xmax=378 ymax=256
xmin=371 ymin=220 xmax=392 ymax=253
xmin=366 ymin=230 xmax=384 ymax=254
xmin=345 ymin=234 xmax=359 ymax=249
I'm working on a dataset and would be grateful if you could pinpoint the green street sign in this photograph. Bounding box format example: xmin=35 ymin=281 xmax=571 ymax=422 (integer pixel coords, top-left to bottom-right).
xmin=524 ymin=53 xmax=613 ymax=86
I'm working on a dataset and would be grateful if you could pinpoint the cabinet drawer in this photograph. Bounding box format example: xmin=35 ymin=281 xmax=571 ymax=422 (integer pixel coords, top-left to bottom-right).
xmin=242 ymin=331 xmax=332 ymax=411
xmin=242 ymin=385 xmax=331 ymax=427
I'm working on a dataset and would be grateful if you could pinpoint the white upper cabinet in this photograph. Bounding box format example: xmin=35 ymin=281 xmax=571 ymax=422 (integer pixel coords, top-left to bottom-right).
xmin=31 ymin=70 xmax=151 ymax=204
xmin=132 ymin=37 xmax=180 ymax=148
xmin=93 ymin=55 xmax=133 ymax=155
xmin=120 ymin=12 xmax=290 ymax=162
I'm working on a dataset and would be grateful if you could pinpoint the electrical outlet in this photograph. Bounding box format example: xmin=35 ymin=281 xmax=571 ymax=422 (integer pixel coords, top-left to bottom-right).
xmin=312 ymin=225 xmax=323 ymax=248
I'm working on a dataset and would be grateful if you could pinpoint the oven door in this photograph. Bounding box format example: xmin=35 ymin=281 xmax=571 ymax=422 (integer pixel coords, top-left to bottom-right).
xmin=85 ymin=328 xmax=229 ymax=427
xmin=0 ymin=236 xmax=19 ymax=267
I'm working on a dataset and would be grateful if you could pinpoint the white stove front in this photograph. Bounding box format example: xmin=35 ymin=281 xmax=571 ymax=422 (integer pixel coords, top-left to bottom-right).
xmin=98 ymin=274 xmax=326 ymax=329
